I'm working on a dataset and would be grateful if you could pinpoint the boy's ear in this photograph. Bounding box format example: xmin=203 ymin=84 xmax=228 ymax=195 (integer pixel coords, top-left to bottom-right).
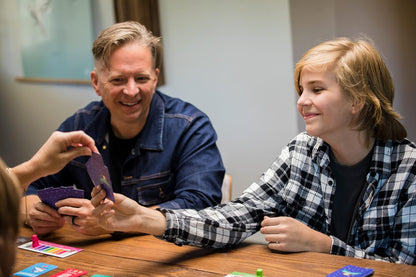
xmin=351 ymin=98 xmax=365 ymax=115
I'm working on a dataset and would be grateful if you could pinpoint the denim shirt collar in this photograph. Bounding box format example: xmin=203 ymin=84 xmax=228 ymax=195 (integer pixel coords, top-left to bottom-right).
xmin=83 ymin=91 xmax=165 ymax=152
xmin=139 ymin=90 xmax=164 ymax=151
xmin=82 ymin=103 xmax=109 ymax=147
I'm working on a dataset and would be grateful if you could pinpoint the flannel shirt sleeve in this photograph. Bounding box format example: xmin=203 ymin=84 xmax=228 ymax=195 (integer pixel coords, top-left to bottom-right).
xmin=158 ymin=142 xmax=296 ymax=248
xmin=157 ymin=133 xmax=316 ymax=249
xmin=159 ymin=201 xmax=261 ymax=248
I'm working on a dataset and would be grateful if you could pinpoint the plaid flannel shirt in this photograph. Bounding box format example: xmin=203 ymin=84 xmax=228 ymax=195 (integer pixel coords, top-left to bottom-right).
xmin=160 ymin=132 xmax=416 ymax=264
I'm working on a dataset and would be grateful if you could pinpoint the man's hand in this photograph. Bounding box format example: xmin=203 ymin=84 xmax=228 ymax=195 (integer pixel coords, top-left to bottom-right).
xmin=56 ymin=198 xmax=111 ymax=236
xmin=91 ymin=186 xmax=166 ymax=236
xmin=26 ymin=196 xmax=65 ymax=235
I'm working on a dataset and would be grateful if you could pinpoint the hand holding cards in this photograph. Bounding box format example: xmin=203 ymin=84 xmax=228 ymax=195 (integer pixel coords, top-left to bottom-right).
xmin=86 ymin=152 xmax=115 ymax=202
xmin=37 ymin=186 xmax=84 ymax=209
xmin=38 ymin=152 xmax=114 ymax=208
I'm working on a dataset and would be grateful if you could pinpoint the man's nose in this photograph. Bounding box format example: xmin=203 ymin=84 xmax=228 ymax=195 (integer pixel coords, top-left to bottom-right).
xmin=123 ymin=79 xmax=139 ymax=96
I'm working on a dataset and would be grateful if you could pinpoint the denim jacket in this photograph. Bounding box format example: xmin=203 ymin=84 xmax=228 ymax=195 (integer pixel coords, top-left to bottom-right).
xmin=27 ymin=91 xmax=225 ymax=209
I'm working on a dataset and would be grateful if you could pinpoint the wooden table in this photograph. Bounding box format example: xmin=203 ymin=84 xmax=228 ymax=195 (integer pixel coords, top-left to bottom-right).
xmin=14 ymin=225 xmax=415 ymax=277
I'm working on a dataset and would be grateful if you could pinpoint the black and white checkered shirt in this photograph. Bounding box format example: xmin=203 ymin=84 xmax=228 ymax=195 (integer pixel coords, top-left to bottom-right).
xmin=160 ymin=132 xmax=416 ymax=264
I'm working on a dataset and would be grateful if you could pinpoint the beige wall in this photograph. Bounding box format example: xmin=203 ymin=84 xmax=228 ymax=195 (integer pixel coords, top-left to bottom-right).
xmin=0 ymin=0 xmax=414 ymax=199
xmin=0 ymin=0 xmax=297 ymax=199
xmin=0 ymin=0 xmax=114 ymax=164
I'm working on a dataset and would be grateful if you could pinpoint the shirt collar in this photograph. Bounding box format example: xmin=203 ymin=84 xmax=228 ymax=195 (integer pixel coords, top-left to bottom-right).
xmin=83 ymin=102 xmax=110 ymax=147
xmin=370 ymin=139 xmax=393 ymax=180
xmin=310 ymin=136 xmax=392 ymax=179
xmin=138 ymin=90 xmax=164 ymax=151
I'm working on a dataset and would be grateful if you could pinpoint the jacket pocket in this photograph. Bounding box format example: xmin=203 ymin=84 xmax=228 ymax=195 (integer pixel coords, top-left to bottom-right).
xmin=135 ymin=172 xmax=174 ymax=206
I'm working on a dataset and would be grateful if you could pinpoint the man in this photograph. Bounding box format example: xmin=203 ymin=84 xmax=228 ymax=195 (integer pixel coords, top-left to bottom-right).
xmin=23 ymin=21 xmax=225 ymax=236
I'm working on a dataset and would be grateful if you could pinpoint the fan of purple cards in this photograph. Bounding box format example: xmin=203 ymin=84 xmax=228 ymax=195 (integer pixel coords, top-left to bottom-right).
xmin=37 ymin=186 xmax=84 ymax=209
xmin=85 ymin=152 xmax=115 ymax=202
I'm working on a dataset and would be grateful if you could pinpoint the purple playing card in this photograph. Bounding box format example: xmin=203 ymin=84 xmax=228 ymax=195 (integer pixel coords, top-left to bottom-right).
xmin=38 ymin=186 xmax=84 ymax=209
xmin=85 ymin=152 xmax=115 ymax=202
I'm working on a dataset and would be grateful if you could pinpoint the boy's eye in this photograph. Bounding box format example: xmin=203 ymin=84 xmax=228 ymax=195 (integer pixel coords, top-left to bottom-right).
xmin=313 ymin=87 xmax=324 ymax=93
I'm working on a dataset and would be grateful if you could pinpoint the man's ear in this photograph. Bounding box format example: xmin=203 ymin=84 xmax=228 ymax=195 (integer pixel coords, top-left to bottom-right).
xmin=153 ymin=68 xmax=160 ymax=86
xmin=90 ymin=70 xmax=101 ymax=96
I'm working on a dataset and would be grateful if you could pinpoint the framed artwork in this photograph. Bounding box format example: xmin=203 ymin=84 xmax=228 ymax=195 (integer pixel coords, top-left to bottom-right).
xmin=16 ymin=0 xmax=94 ymax=84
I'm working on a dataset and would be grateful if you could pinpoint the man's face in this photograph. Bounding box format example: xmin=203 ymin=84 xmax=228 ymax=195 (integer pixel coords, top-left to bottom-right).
xmin=91 ymin=42 xmax=159 ymax=138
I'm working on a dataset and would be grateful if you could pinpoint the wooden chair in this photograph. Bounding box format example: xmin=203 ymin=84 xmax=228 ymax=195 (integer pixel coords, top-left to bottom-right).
xmin=221 ymin=174 xmax=232 ymax=203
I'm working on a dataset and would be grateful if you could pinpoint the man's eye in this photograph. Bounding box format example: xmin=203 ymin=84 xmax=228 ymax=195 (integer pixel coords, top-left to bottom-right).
xmin=136 ymin=76 xmax=149 ymax=83
xmin=111 ymin=78 xmax=124 ymax=85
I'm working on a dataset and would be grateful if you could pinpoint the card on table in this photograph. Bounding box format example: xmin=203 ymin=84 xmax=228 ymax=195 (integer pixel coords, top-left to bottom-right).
xmin=327 ymin=265 xmax=373 ymax=277
xmin=225 ymin=269 xmax=265 ymax=277
xmin=85 ymin=152 xmax=115 ymax=202
xmin=48 ymin=268 xmax=88 ymax=277
xmin=14 ymin=263 xmax=58 ymax=277
xmin=18 ymin=239 xmax=83 ymax=258
xmin=37 ymin=186 xmax=84 ymax=209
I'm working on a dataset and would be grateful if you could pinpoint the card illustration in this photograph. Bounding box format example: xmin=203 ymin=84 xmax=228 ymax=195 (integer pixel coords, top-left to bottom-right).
xmin=18 ymin=239 xmax=83 ymax=258
xmin=14 ymin=263 xmax=58 ymax=277
xmin=85 ymin=152 xmax=115 ymax=202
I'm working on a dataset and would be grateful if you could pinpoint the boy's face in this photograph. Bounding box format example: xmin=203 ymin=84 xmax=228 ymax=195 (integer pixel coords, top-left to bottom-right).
xmin=297 ymin=68 xmax=359 ymax=144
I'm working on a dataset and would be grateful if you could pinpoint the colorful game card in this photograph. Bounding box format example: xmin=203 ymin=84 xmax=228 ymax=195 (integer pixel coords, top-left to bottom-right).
xmin=14 ymin=263 xmax=58 ymax=277
xmin=37 ymin=186 xmax=84 ymax=209
xmin=18 ymin=239 xmax=83 ymax=258
xmin=327 ymin=265 xmax=374 ymax=277
xmin=86 ymin=152 xmax=115 ymax=202
xmin=49 ymin=268 xmax=88 ymax=277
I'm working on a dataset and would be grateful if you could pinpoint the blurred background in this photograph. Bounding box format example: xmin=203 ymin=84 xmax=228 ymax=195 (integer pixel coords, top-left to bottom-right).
xmin=1 ymin=0 xmax=415 ymax=199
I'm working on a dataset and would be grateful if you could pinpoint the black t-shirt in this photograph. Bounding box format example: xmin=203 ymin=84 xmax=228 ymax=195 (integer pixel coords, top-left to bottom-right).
xmin=108 ymin=128 xmax=140 ymax=193
xmin=329 ymin=147 xmax=373 ymax=241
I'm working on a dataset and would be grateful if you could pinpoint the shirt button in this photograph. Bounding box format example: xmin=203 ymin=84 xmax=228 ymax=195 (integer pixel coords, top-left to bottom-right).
xmin=159 ymin=188 xmax=165 ymax=198
xmin=131 ymin=149 xmax=136 ymax=155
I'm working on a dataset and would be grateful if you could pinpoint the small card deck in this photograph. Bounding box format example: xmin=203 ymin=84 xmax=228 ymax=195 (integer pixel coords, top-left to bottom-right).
xmin=38 ymin=186 xmax=84 ymax=209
